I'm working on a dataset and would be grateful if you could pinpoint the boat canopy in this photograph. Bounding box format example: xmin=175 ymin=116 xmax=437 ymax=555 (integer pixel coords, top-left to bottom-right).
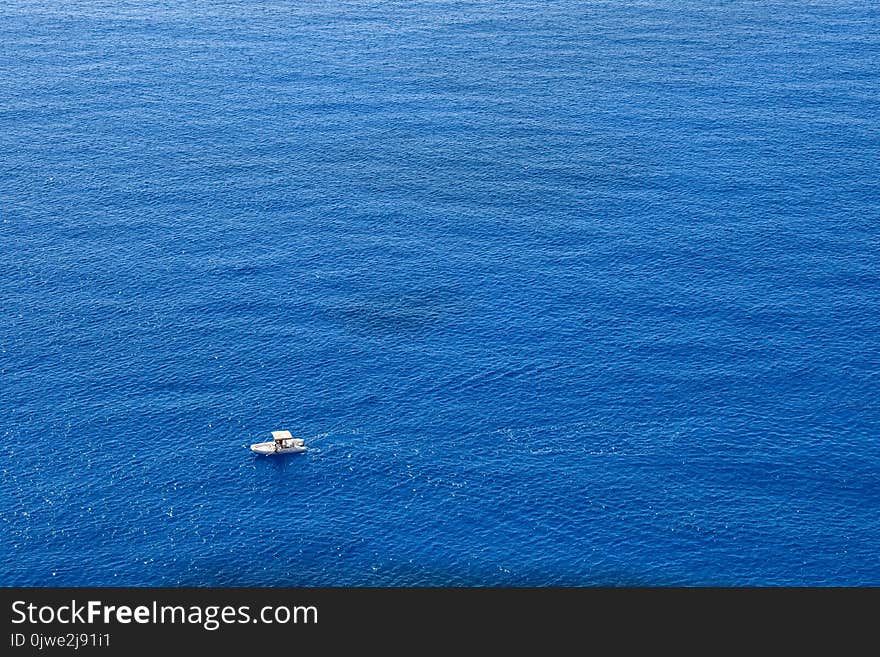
xmin=271 ymin=430 xmax=293 ymax=441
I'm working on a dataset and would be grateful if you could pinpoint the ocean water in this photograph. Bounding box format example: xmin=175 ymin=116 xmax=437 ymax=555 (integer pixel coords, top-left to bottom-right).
xmin=1 ymin=0 xmax=878 ymax=586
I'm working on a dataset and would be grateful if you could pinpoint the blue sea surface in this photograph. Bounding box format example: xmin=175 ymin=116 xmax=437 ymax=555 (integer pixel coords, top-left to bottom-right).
xmin=1 ymin=0 xmax=878 ymax=586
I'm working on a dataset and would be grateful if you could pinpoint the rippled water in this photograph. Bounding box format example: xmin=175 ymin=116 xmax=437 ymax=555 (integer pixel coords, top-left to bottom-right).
xmin=2 ymin=0 xmax=878 ymax=585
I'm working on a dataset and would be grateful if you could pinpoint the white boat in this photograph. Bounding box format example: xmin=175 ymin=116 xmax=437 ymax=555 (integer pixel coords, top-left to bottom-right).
xmin=250 ymin=430 xmax=307 ymax=455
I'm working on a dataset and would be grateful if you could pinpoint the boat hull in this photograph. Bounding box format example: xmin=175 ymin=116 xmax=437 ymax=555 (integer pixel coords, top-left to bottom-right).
xmin=250 ymin=440 xmax=306 ymax=455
